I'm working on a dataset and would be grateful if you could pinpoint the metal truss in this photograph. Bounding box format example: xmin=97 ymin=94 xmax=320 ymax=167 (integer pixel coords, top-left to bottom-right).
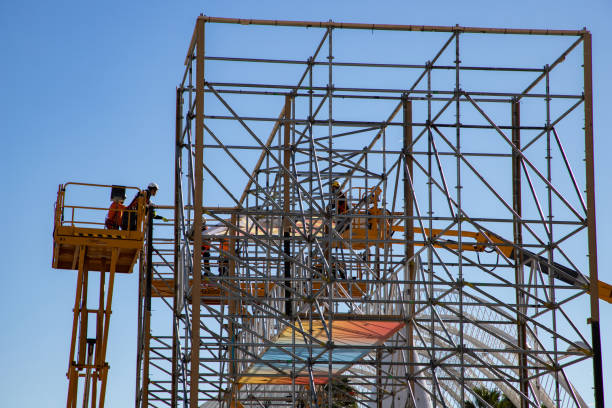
xmin=135 ymin=16 xmax=603 ymax=408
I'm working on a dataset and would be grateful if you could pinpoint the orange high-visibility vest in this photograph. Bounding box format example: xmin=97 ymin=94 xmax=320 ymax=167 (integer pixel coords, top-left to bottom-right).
xmin=220 ymin=239 xmax=229 ymax=252
xmin=105 ymin=201 xmax=125 ymax=229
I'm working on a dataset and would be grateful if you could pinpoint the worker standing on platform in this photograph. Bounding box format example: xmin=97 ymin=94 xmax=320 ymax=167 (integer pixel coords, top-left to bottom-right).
xmin=122 ymin=182 xmax=166 ymax=231
xmin=218 ymin=237 xmax=230 ymax=276
xmin=329 ymin=180 xmax=349 ymax=233
xmin=322 ymin=181 xmax=350 ymax=280
xmin=105 ymin=195 xmax=125 ymax=230
xmin=187 ymin=217 xmax=211 ymax=276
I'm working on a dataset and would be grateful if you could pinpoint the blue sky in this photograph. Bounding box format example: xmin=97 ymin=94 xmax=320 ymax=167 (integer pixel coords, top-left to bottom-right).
xmin=1 ymin=1 xmax=611 ymax=406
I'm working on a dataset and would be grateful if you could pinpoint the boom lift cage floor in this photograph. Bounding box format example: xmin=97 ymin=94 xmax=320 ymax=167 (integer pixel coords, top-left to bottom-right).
xmin=135 ymin=16 xmax=605 ymax=408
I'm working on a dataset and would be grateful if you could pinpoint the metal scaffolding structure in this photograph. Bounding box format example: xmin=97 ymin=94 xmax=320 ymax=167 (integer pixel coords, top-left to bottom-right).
xmin=134 ymin=17 xmax=604 ymax=408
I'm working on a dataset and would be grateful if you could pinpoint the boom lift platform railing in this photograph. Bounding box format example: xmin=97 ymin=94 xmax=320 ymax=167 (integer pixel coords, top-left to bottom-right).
xmin=52 ymin=182 xmax=146 ymax=408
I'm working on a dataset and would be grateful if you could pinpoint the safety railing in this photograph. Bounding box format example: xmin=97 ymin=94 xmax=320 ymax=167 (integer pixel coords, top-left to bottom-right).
xmin=54 ymin=182 xmax=145 ymax=235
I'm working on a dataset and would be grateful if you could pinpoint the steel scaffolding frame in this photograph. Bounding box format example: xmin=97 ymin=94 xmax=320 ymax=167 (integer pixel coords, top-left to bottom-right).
xmin=135 ymin=16 xmax=603 ymax=408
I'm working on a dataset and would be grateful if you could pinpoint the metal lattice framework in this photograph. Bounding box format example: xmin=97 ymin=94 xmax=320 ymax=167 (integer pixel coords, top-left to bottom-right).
xmin=134 ymin=17 xmax=604 ymax=408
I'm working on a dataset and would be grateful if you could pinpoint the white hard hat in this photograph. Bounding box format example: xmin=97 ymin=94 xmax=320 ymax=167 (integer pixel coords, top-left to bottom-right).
xmin=148 ymin=182 xmax=159 ymax=190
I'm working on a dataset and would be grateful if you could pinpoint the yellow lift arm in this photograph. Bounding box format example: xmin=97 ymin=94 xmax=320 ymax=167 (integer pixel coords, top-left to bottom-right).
xmin=395 ymin=224 xmax=612 ymax=304
xmin=335 ymin=187 xmax=612 ymax=304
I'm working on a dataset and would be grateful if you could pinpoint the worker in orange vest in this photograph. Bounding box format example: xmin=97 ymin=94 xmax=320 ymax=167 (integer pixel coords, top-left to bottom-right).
xmin=105 ymin=196 xmax=125 ymax=230
xmin=218 ymin=238 xmax=230 ymax=276
xmin=188 ymin=217 xmax=211 ymax=276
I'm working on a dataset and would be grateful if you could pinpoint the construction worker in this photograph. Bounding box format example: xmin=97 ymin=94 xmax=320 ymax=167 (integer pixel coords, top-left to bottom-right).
xmin=105 ymin=195 xmax=125 ymax=230
xmin=329 ymin=181 xmax=348 ymax=214
xmin=328 ymin=180 xmax=349 ymax=233
xmin=187 ymin=217 xmax=211 ymax=276
xmin=218 ymin=237 xmax=230 ymax=276
xmin=122 ymin=182 xmax=166 ymax=231
xmin=321 ymin=181 xmax=350 ymax=280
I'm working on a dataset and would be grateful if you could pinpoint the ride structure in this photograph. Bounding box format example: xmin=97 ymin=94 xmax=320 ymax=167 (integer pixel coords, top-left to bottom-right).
xmin=53 ymin=16 xmax=609 ymax=408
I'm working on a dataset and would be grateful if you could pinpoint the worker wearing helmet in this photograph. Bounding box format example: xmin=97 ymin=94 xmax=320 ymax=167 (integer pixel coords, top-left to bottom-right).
xmin=330 ymin=180 xmax=348 ymax=215
xmin=323 ymin=181 xmax=350 ymax=279
xmin=326 ymin=180 xmax=349 ymax=236
xmin=122 ymin=182 xmax=167 ymax=231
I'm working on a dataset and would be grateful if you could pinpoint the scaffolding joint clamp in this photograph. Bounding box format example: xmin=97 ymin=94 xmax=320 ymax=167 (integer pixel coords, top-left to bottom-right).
xmin=456 ymin=344 xmax=468 ymax=354
xmin=543 ymin=301 xmax=557 ymax=310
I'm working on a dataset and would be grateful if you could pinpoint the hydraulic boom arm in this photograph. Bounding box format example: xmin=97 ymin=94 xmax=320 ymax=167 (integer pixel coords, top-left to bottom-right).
xmin=388 ymin=222 xmax=612 ymax=304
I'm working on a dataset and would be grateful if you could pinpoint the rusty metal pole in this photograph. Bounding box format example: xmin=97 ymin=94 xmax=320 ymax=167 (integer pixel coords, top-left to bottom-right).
xmin=402 ymin=95 xmax=415 ymax=396
xmin=196 ymin=16 xmax=586 ymax=36
xmin=191 ymin=17 xmax=205 ymax=408
xmin=172 ymin=86 xmax=182 ymax=408
xmin=512 ymin=98 xmax=528 ymax=408
xmin=583 ymin=31 xmax=605 ymax=408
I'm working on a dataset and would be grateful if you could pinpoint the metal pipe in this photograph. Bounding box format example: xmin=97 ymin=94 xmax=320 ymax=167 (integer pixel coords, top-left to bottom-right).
xmin=583 ymin=31 xmax=605 ymax=408
xmin=198 ymin=16 xmax=586 ymax=36
xmin=190 ymin=17 xmax=204 ymax=408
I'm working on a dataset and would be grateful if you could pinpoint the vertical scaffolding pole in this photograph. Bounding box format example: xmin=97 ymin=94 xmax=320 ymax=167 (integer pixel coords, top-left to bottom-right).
xmin=284 ymin=94 xmax=293 ymax=317
xmin=228 ymin=213 xmax=239 ymax=405
xmin=583 ymin=31 xmax=605 ymax=408
xmin=172 ymin=87 xmax=182 ymax=408
xmin=191 ymin=17 xmax=205 ymax=408
xmin=135 ymin=252 xmax=144 ymax=408
xmin=402 ymin=95 xmax=415 ymax=396
xmin=327 ymin=26 xmax=334 ymax=408
xmin=512 ymin=98 xmax=528 ymax=408
xmin=455 ymin=29 xmax=465 ymax=407
xmin=142 ymin=214 xmax=153 ymax=407
xmin=376 ymin=349 xmax=382 ymax=408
